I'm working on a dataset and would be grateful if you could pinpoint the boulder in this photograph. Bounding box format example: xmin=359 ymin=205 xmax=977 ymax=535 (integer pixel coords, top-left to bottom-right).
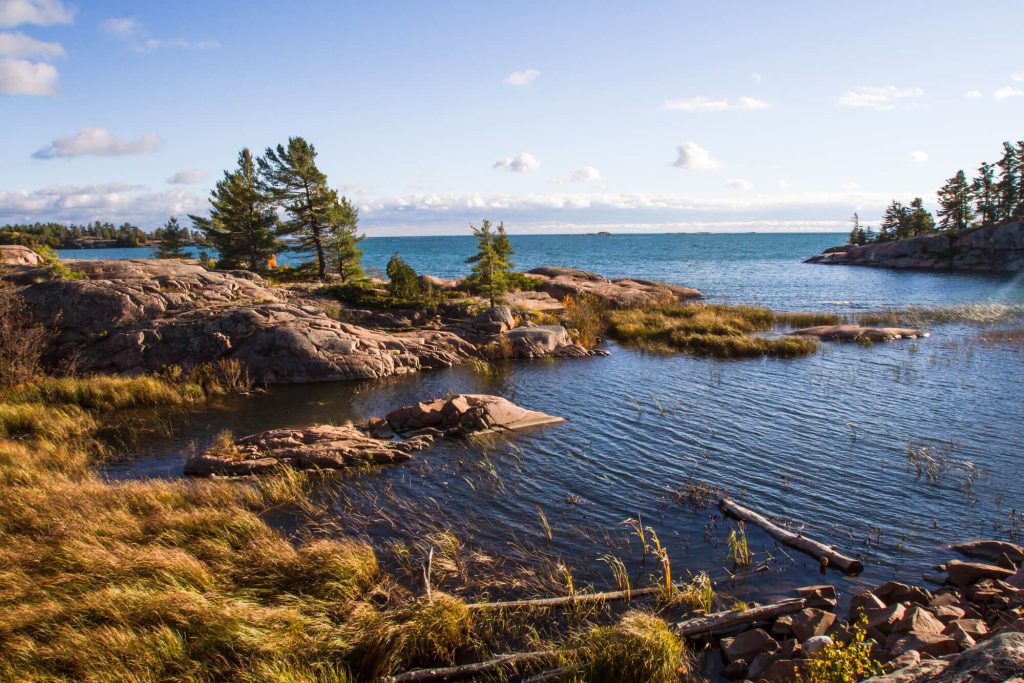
xmin=892 ymin=606 xmax=946 ymax=635
xmin=950 ymin=540 xmax=1024 ymax=565
xmin=184 ymin=424 xmax=434 ymax=476
xmin=790 ymin=608 xmax=837 ymax=642
xmin=886 ymin=631 xmax=959 ymax=658
xmin=865 ymin=632 xmax=1024 ymax=682
xmin=0 ymin=244 xmax=44 ymax=266
xmin=526 ymin=266 xmax=701 ymax=307
xmin=851 ymin=590 xmax=887 ymax=617
xmin=385 ymin=394 xmax=564 ymax=437
xmin=931 ymin=605 xmax=966 ymax=623
xmin=419 ymin=274 xmax=462 ymax=291
xmin=945 ymin=560 xmax=1015 ymax=587
xmin=721 ymin=659 xmax=747 ymax=680
xmin=789 ymin=324 xmax=928 ymax=342
xmin=867 ymin=603 xmax=907 ymax=635
xmin=875 ymin=582 xmax=933 ymax=606
xmin=796 ymin=585 xmax=838 ymax=610
xmin=802 ymin=635 xmax=833 ymax=658
xmin=945 ymin=619 xmax=987 ymax=640
xmin=758 ymin=659 xmax=808 ymax=682
xmin=721 ymin=628 xmax=777 ymax=663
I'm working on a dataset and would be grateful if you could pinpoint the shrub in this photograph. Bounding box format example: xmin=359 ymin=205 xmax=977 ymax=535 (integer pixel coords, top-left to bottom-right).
xmin=579 ymin=611 xmax=687 ymax=683
xmin=386 ymin=252 xmax=421 ymax=301
xmin=562 ymin=294 xmax=608 ymax=348
xmin=800 ymin=616 xmax=881 ymax=683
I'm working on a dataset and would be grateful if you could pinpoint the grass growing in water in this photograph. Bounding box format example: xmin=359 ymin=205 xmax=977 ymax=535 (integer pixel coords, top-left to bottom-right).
xmin=577 ymin=610 xmax=688 ymax=683
xmin=725 ymin=522 xmax=753 ymax=568
xmin=605 ymin=303 xmax=827 ymax=358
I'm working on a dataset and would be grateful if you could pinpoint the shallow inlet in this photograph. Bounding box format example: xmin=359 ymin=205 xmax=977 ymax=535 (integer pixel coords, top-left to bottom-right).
xmin=103 ymin=325 xmax=1024 ymax=603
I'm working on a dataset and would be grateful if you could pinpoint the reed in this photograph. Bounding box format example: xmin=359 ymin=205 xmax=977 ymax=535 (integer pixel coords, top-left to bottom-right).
xmin=726 ymin=522 xmax=753 ymax=568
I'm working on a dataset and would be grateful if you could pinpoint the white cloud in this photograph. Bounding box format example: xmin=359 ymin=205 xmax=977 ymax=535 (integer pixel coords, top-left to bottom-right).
xmin=503 ymin=69 xmax=539 ymax=86
xmin=837 ymin=85 xmax=924 ymax=111
xmin=1011 ymin=73 xmax=1024 ymax=83
xmin=167 ymin=168 xmax=208 ymax=185
xmin=995 ymin=85 xmax=1024 ymax=101
xmin=725 ymin=178 xmax=752 ymax=191
xmin=0 ymin=31 xmax=63 ymax=58
xmin=0 ymin=57 xmax=56 ymax=94
xmin=493 ymin=152 xmax=540 ymax=173
xmin=100 ymin=17 xmax=218 ymax=51
xmin=33 ymin=127 xmax=159 ymax=159
xmin=0 ymin=0 xmax=74 ymax=28
xmin=751 ymin=72 xmax=762 ymax=83
xmin=0 ymin=183 xmax=207 ymax=226
xmin=671 ymin=142 xmax=722 ymax=171
xmin=663 ymin=95 xmax=769 ymax=112
xmin=776 ymin=180 xmax=790 ymax=190
xmin=552 ymin=165 xmax=598 ymax=183
xmin=907 ymin=150 xmax=929 ymax=162
xmin=964 ymin=89 xmax=982 ymax=99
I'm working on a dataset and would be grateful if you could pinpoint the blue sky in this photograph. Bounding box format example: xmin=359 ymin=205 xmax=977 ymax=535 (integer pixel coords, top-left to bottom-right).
xmin=1 ymin=0 xmax=1022 ymax=234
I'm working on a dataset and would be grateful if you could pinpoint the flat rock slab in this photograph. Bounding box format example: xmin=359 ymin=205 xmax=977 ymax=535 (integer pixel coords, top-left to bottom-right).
xmin=950 ymin=539 xmax=1024 ymax=564
xmin=386 ymin=394 xmax=564 ymax=437
xmin=789 ymin=324 xmax=928 ymax=342
xmin=184 ymin=424 xmax=434 ymax=476
xmin=526 ymin=265 xmax=701 ymax=307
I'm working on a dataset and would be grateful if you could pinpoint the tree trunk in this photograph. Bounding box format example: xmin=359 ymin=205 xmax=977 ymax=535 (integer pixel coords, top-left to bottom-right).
xmin=718 ymin=498 xmax=864 ymax=574
xmin=381 ymin=651 xmax=559 ymax=683
xmin=673 ymin=598 xmax=806 ymax=637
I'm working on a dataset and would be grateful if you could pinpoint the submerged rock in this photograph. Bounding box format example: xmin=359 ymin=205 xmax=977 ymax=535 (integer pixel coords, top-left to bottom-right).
xmin=184 ymin=424 xmax=434 ymax=476
xmin=789 ymin=324 xmax=928 ymax=342
xmin=526 ymin=265 xmax=701 ymax=307
xmin=385 ymin=394 xmax=565 ymax=437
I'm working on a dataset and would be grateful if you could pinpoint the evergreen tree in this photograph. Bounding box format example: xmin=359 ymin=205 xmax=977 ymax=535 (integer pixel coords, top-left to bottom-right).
xmin=386 ymin=252 xmax=420 ymax=301
xmin=995 ymin=141 xmax=1024 ymax=220
xmin=879 ymin=200 xmax=910 ymax=240
xmin=466 ymin=219 xmax=512 ymax=307
xmin=155 ymin=217 xmax=188 ymax=259
xmin=972 ymin=162 xmax=999 ymax=226
xmin=907 ymin=197 xmax=935 ymax=236
xmin=325 ymin=195 xmax=364 ymax=282
xmin=258 ymin=137 xmax=337 ymax=280
xmin=936 ymin=171 xmax=974 ymax=231
xmin=190 ymin=148 xmax=279 ymax=271
xmin=493 ymin=222 xmax=514 ymax=269
xmin=848 ymin=212 xmax=867 ymax=246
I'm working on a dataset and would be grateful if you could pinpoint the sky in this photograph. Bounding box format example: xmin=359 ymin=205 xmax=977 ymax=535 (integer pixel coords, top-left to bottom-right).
xmin=1 ymin=0 xmax=1022 ymax=235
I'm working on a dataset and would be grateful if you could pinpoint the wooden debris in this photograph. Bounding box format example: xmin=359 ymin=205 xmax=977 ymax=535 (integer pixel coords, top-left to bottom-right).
xmin=674 ymin=598 xmax=807 ymax=637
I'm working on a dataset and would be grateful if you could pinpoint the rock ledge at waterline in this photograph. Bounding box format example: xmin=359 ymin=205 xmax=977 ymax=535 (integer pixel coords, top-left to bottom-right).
xmin=184 ymin=394 xmax=564 ymax=476
xmin=805 ymin=220 xmax=1024 ymax=272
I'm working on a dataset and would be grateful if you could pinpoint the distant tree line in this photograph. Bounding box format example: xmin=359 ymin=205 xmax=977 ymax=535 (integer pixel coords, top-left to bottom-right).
xmin=190 ymin=137 xmax=362 ymax=280
xmin=849 ymin=140 xmax=1024 ymax=246
xmin=0 ymin=221 xmax=150 ymax=249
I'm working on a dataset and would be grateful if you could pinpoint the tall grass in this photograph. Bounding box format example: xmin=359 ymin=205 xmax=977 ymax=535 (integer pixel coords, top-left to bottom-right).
xmin=606 ymin=303 xmax=823 ymax=358
xmin=577 ymin=610 xmax=688 ymax=683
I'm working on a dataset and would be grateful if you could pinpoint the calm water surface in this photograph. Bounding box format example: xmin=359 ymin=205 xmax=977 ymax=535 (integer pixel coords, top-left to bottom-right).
xmin=91 ymin=233 xmax=1024 ymax=601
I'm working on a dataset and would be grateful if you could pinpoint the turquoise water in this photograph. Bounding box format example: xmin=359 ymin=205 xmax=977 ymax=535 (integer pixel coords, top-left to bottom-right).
xmin=90 ymin=233 xmax=1024 ymax=603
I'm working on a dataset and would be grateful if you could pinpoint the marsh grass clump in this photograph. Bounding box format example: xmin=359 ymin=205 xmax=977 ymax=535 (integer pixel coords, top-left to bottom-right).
xmin=0 ymin=286 xmax=51 ymax=390
xmin=725 ymin=523 xmax=753 ymax=568
xmin=562 ymin=293 xmax=608 ymax=348
xmin=857 ymin=303 xmax=1024 ymax=327
xmin=679 ymin=571 xmax=715 ymax=613
xmin=576 ymin=610 xmax=687 ymax=683
xmin=11 ymin=374 xmax=205 ymax=410
xmin=605 ymin=303 xmax=822 ymax=358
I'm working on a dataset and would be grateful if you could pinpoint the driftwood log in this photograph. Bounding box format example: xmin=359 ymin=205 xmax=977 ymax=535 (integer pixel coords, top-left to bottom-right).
xmin=381 ymin=651 xmax=559 ymax=683
xmin=674 ymin=598 xmax=807 ymax=637
xmin=464 ymin=586 xmax=660 ymax=611
xmin=718 ymin=498 xmax=864 ymax=574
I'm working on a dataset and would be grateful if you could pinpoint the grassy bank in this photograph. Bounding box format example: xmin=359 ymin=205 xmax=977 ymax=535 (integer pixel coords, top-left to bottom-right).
xmin=0 ymin=371 xmax=699 ymax=681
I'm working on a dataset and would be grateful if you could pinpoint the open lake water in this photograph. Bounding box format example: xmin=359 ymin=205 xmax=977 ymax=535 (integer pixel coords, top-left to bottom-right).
xmin=69 ymin=233 xmax=1024 ymax=603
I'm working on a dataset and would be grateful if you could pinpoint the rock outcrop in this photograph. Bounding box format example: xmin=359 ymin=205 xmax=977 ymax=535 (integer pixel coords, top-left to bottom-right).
xmin=805 ymin=221 xmax=1024 ymax=273
xmin=0 ymin=245 xmax=44 ymax=267
xmin=14 ymin=259 xmax=478 ymax=383
xmin=186 ymin=394 xmax=563 ymax=475
xmin=864 ymin=632 xmax=1024 ymax=682
xmin=449 ymin=305 xmax=597 ymax=359
xmin=789 ymin=324 xmax=929 ymax=342
xmin=184 ymin=424 xmax=434 ymax=476
xmin=526 ymin=266 xmax=701 ymax=307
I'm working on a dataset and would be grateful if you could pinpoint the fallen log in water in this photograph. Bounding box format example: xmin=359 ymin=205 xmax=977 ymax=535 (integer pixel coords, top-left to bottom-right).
xmin=464 ymin=586 xmax=660 ymax=611
xmin=718 ymin=498 xmax=864 ymax=574
xmin=380 ymin=651 xmax=559 ymax=682
xmin=673 ymin=598 xmax=806 ymax=637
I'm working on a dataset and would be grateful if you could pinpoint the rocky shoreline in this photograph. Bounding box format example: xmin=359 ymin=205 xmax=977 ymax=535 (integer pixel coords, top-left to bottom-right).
xmin=805 ymin=221 xmax=1024 ymax=273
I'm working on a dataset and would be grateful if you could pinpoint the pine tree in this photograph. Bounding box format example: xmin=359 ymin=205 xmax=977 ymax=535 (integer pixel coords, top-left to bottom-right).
xmin=386 ymin=252 xmax=420 ymax=301
xmin=880 ymin=200 xmax=910 ymax=240
xmin=848 ymin=212 xmax=866 ymax=245
xmin=493 ymin=222 xmax=514 ymax=269
xmin=258 ymin=137 xmax=337 ymax=280
xmin=972 ymin=162 xmax=999 ymax=226
xmin=996 ymin=142 xmax=1022 ymax=221
xmin=466 ymin=219 xmax=512 ymax=307
xmin=325 ymin=195 xmax=364 ymax=282
xmin=155 ymin=217 xmax=188 ymax=259
xmin=936 ymin=171 xmax=974 ymax=231
xmin=907 ymin=197 xmax=935 ymax=236
xmin=190 ymin=149 xmax=279 ymax=271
